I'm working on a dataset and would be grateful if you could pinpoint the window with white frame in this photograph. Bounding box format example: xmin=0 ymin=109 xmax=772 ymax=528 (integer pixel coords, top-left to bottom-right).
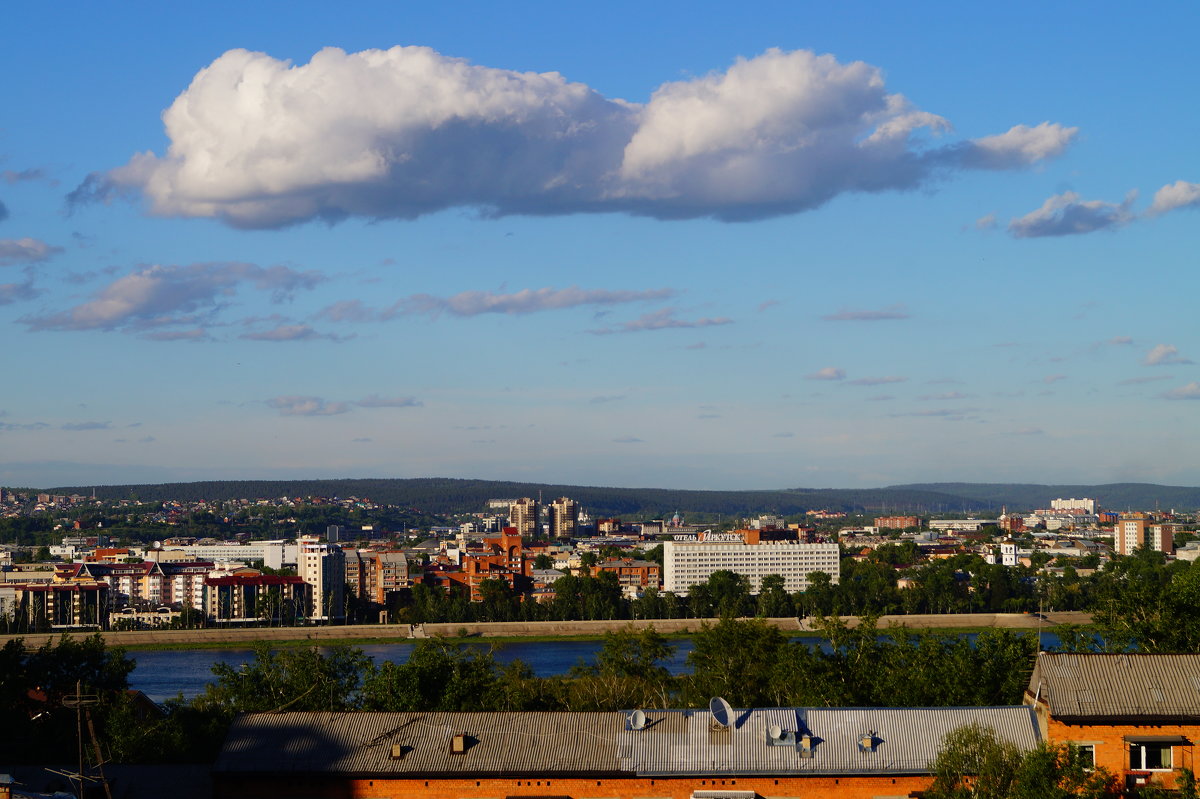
xmin=1129 ymin=741 xmax=1173 ymax=771
xmin=1072 ymin=743 xmax=1095 ymax=770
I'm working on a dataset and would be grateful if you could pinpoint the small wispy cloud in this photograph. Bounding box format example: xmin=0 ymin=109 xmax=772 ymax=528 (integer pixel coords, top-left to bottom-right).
xmin=0 ymin=421 xmax=51 ymax=431
xmin=589 ymin=308 xmax=732 ymax=335
xmin=399 ymin=286 xmax=674 ymax=318
xmin=821 ymin=304 xmax=909 ymax=322
xmin=612 ymin=435 xmax=645 ymax=443
xmin=0 ymin=238 xmax=63 ymax=266
xmin=2 ymin=168 xmax=51 ymax=185
xmin=1163 ymin=382 xmax=1200 ymax=400
xmin=1145 ymin=344 xmax=1192 ymax=366
xmin=1147 ymin=180 xmax=1200 ymax=216
xmin=61 ymin=421 xmax=112 ymax=431
xmin=866 ymin=394 xmax=895 ymax=402
xmin=1011 ymin=427 xmax=1044 ymax=436
xmin=1009 ymin=190 xmax=1136 ymax=238
xmin=240 ymin=323 xmax=343 ymax=342
xmin=848 ymin=375 xmax=907 ymax=386
xmin=974 ymin=213 xmax=997 ymax=231
xmin=267 ymin=396 xmax=350 ymax=416
xmin=891 ymin=407 xmax=979 ymax=420
xmin=589 ymin=395 xmax=625 ymax=405
xmin=1043 ymin=374 xmax=1066 ymax=384
xmin=806 ymin=366 xmax=845 ymax=381
xmin=771 ymin=432 xmax=795 ymax=438
xmin=757 ymin=300 xmax=780 ymax=312
xmin=1118 ymin=375 xmax=1172 ymax=386
xmin=355 ymin=395 xmax=422 ymax=408
xmin=918 ymin=391 xmax=973 ymax=401
xmin=22 ymin=261 xmax=324 ymax=334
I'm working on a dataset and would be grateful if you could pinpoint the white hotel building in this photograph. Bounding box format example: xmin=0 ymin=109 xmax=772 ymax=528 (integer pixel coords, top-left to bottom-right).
xmin=663 ymin=531 xmax=840 ymax=595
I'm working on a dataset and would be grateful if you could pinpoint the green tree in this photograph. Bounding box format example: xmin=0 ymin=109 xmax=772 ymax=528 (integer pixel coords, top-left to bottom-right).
xmin=755 ymin=574 xmax=794 ymax=617
xmin=360 ymin=639 xmax=502 ymax=711
xmin=684 ymin=616 xmax=785 ymax=707
xmin=197 ymin=643 xmax=370 ymax=714
xmin=925 ymin=723 xmax=1116 ymax=799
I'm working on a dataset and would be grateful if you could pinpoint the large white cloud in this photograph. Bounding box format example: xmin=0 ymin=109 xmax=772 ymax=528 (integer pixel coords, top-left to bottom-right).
xmin=85 ymin=46 xmax=1076 ymax=228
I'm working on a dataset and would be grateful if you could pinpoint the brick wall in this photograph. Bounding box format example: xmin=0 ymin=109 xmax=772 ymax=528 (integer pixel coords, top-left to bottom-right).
xmin=1046 ymin=717 xmax=1199 ymax=791
xmin=216 ymin=773 xmax=934 ymax=799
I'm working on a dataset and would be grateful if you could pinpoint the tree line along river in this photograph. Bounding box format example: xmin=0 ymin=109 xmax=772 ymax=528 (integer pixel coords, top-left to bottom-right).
xmin=127 ymin=631 xmax=1066 ymax=702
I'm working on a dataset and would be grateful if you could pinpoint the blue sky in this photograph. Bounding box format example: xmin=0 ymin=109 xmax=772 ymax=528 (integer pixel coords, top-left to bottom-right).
xmin=1 ymin=1 xmax=1197 ymax=490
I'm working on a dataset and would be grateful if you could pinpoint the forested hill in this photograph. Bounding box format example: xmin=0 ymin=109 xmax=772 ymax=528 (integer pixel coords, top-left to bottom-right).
xmin=39 ymin=478 xmax=1199 ymax=517
xmin=890 ymin=482 xmax=1200 ymax=513
xmin=50 ymin=478 xmax=987 ymax=517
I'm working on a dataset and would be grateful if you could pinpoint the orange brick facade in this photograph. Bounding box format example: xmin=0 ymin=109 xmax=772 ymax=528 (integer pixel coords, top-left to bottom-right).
xmin=1041 ymin=715 xmax=1199 ymax=792
xmin=217 ymin=773 xmax=936 ymax=799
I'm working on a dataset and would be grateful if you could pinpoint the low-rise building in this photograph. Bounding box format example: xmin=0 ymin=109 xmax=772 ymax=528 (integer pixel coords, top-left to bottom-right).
xmin=1025 ymin=652 xmax=1200 ymax=793
xmin=213 ymin=705 xmax=1041 ymax=799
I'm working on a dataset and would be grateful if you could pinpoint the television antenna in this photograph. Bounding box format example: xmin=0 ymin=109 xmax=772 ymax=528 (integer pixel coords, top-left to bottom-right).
xmin=61 ymin=680 xmax=112 ymax=799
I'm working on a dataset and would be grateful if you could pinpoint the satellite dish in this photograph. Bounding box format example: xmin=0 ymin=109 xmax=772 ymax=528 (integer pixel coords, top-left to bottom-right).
xmin=709 ymin=696 xmax=733 ymax=729
xmin=768 ymin=723 xmax=783 ymax=740
xmin=629 ymin=709 xmax=647 ymax=730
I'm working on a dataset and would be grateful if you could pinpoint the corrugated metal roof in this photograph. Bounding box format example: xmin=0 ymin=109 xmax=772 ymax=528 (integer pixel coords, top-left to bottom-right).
xmin=618 ymin=706 xmax=1039 ymax=776
xmin=1029 ymin=653 xmax=1200 ymax=720
xmin=215 ymin=706 xmax=1039 ymax=778
xmin=215 ymin=712 xmax=623 ymax=776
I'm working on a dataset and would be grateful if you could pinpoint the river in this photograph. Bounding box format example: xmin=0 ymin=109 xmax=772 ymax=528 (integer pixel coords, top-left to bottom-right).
xmin=127 ymin=631 xmax=1064 ymax=702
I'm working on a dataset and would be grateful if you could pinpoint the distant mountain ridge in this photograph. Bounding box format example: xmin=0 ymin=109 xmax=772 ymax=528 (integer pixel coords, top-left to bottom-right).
xmin=889 ymin=482 xmax=1200 ymax=513
xmin=35 ymin=478 xmax=1200 ymax=518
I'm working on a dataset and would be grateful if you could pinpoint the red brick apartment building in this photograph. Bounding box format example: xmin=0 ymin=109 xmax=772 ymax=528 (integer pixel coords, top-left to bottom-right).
xmin=212 ymin=705 xmax=1039 ymax=799
xmin=1025 ymin=653 xmax=1200 ymax=793
xmin=589 ymin=558 xmax=661 ymax=592
xmin=874 ymin=516 xmax=919 ymax=530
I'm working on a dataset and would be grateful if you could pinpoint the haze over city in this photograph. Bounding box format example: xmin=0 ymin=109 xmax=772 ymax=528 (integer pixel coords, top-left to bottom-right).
xmin=1 ymin=2 xmax=1197 ymax=490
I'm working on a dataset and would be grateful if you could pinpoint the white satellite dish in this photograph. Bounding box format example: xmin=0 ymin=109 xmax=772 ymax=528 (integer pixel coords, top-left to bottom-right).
xmin=768 ymin=723 xmax=783 ymax=740
xmin=709 ymin=696 xmax=733 ymax=729
xmin=629 ymin=709 xmax=647 ymax=730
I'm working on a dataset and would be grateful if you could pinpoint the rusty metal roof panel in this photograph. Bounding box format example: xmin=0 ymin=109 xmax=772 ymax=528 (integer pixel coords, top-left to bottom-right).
xmin=1029 ymin=653 xmax=1200 ymax=719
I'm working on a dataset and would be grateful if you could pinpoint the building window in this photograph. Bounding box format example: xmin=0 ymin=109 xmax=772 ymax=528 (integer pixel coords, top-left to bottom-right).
xmin=1130 ymin=741 xmax=1172 ymax=771
xmin=1074 ymin=744 xmax=1095 ymax=769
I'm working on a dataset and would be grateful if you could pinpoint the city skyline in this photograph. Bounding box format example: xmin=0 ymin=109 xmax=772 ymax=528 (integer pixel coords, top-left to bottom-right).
xmin=1 ymin=2 xmax=1197 ymax=490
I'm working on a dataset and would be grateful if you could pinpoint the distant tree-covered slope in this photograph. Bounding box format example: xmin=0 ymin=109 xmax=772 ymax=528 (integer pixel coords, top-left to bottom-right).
xmin=39 ymin=478 xmax=1198 ymax=518
xmin=43 ymin=478 xmax=989 ymax=518
xmin=890 ymin=482 xmax=1200 ymax=512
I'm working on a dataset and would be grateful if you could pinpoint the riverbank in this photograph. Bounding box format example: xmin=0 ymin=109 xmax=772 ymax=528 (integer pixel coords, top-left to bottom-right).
xmin=0 ymin=611 xmax=1091 ymax=649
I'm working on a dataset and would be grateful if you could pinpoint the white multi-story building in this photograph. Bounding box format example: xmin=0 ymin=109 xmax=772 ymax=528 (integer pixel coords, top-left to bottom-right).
xmin=663 ymin=536 xmax=840 ymax=595
xmin=158 ymin=541 xmax=294 ymax=569
xmin=1051 ymin=498 xmax=1096 ymax=514
xmin=297 ymin=536 xmax=346 ymax=621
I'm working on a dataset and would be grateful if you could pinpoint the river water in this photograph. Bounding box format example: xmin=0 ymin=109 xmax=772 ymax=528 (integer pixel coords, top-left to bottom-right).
xmin=127 ymin=631 xmax=1063 ymax=702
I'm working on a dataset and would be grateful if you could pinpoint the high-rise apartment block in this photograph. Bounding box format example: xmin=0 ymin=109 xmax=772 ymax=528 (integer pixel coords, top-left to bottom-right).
xmin=296 ymin=536 xmax=346 ymax=621
xmin=508 ymin=498 xmax=540 ymax=537
xmin=1114 ymin=516 xmax=1175 ymax=556
xmin=548 ymin=497 xmax=579 ymax=540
